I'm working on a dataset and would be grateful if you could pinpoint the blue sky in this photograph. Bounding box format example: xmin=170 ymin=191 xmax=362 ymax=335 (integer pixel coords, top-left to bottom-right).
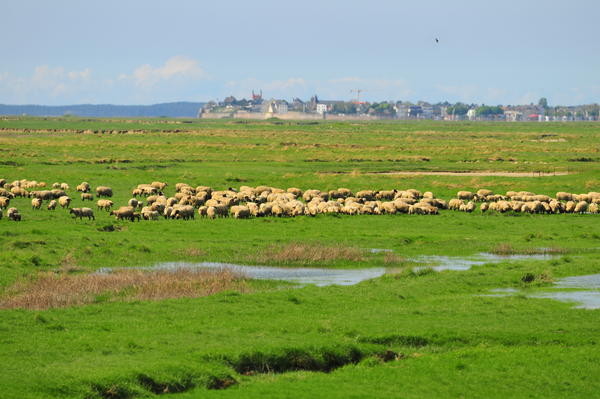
xmin=1 ymin=0 xmax=599 ymax=105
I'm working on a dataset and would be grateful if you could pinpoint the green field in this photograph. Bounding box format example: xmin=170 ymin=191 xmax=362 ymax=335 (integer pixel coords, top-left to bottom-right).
xmin=1 ymin=117 xmax=599 ymax=398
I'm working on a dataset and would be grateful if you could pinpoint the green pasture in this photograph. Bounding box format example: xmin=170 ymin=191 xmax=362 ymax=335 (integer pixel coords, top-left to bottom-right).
xmin=0 ymin=117 xmax=599 ymax=398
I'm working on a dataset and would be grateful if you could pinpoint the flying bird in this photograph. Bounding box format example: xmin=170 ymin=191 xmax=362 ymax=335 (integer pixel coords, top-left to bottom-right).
xmin=435 ymin=38 xmax=439 ymax=43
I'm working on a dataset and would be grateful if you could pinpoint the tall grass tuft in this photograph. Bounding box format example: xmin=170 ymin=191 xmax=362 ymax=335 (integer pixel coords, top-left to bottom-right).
xmin=0 ymin=268 xmax=247 ymax=310
xmin=491 ymin=243 xmax=567 ymax=256
xmin=253 ymin=242 xmax=365 ymax=265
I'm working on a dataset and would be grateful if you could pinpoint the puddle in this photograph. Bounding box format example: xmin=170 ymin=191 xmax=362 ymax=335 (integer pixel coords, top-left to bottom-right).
xmin=369 ymin=248 xmax=393 ymax=254
xmin=554 ymin=274 xmax=600 ymax=289
xmin=486 ymin=273 xmax=600 ymax=309
xmin=99 ymin=262 xmax=386 ymax=287
xmin=529 ymin=291 xmax=600 ymax=309
xmin=412 ymin=253 xmax=554 ymax=271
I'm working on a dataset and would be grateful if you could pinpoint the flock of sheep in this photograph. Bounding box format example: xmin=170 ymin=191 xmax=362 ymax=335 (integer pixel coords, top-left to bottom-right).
xmin=0 ymin=178 xmax=599 ymax=222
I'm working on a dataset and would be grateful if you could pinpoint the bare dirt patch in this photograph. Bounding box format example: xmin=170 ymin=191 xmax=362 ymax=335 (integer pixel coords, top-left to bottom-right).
xmin=0 ymin=269 xmax=247 ymax=310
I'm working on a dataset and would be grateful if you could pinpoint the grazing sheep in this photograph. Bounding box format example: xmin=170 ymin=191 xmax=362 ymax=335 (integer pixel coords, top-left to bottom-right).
xmin=565 ymin=201 xmax=576 ymax=213
xmin=448 ymin=198 xmax=464 ymax=210
xmin=52 ymin=182 xmax=61 ymax=189
xmin=459 ymin=201 xmax=476 ymax=213
xmin=457 ymin=191 xmax=475 ymax=201
xmin=574 ymin=201 xmax=588 ymax=214
xmin=0 ymin=196 xmax=10 ymax=209
xmin=173 ymin=205 xmax=195 ymax=220
xmin=128 ymin=198 xmax=140 ymax=208
xmin=95 ymin=186 xmax=113 ymax=197
xmin=47 ymin=200 xmax=57 ymax=210
xmin=58 ymin=196 xmax=71 ymax=208
xmin=81 ymin=193 xmax=94 ymax=201
xmin=31 ymin=198 xmax=42 ymax=210
xmin=151 ymin=181 xmax=168 ymax=191
xmin=480 ymin=202 xmax=489 ymax=212
xmin=589 ymin=203 xmax=599 ymax=214
xmin=231 ymin=205 xmax=251 ymax=219
xmin=375 ymin=190 xmax=397 ymax=200
xmin=51 ymin=189 xmax=67 ymax=199
xmin=476 ymin=189 xmax=494 ymax=200
xmin=97 ymin=199 xmax=114 ymax=211
xmin=556 ymin=192 xmax=573 ymax=201
xmin=110 ymin=206 xmax=135 ymax=220
xmin=356 ymin=190 xmax=376 ymax=201
xmin=70 ymin=207 xmax=95 ymax=220
xmin=142 ymin=207 xmax=159 ymax=220
xmin=60 ymin=183 xmax=70 ymax=191
xmin=76 ymin=182 xmax=91 ymax=193
xmin=548 ymin=200 xmax=564 ymax=214
xmin=11 ymin=186 xmax=28 ymax=197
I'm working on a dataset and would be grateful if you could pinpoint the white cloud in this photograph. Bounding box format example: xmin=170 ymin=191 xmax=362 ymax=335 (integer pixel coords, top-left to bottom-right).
xmin=0 ymin=65 xmax=93 ymax=103
xmin=129 ymin=56 xmax=205 ymax=88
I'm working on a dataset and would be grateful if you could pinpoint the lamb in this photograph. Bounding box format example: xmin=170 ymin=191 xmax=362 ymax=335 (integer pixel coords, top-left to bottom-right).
xmin=76 ymin=182 xmax=91 ymax=193
xmin=47 ymin=200 xmax=57 ymax=210
xmin=81 ymin=193 xmax=94 ymax=201
xmin=110 ymin=206 xmax=135 ymax=220
xmin=95 ymin=186 xmax=113 ymax=197
xmin=70 ymin=207 xmax=95 ymax=220
xmin=7 ymin=207 xmax=21 ymax=221
xmin=31 ymin=198 xmax=42 ymax=209
xmin=58 ymin=196 xmax=71 ymax=208
xmin=142 ymin=210 xmax=159 ymax=220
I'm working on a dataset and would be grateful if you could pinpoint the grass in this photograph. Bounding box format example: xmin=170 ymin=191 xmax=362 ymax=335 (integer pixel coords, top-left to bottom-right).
xmin=1 ymin=117 xmax=600 ymax=398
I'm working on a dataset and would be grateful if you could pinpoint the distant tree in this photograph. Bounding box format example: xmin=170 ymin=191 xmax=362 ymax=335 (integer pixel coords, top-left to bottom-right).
xmin=475 ymin=105 xmax=504 ymax=117
xmin=538 ymin=97 xmax=548 ymax=109
xmin=446 ymin=103 xmax=469 ymax=116
xmin=332 ymin=102 xmax=357 ymax=114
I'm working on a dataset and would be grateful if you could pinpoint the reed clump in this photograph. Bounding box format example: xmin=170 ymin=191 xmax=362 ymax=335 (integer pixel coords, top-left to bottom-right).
xmin=0 ymin=268 xmax=247 ymax=310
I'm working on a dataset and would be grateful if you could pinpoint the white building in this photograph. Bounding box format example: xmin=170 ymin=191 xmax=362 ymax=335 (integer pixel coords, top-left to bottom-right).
xmin=316 ymin=103 xmax=328 ymax=115
xmin=467 ymin=109 xmax=477 ymax=121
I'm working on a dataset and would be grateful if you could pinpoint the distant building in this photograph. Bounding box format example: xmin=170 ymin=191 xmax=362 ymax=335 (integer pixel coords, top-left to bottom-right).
xmin=316 ymin=103 xmax=328 ymax=115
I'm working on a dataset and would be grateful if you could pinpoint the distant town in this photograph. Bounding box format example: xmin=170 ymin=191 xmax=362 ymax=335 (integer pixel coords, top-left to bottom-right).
xmin=200 ymin=91 xmax=600 ymax=122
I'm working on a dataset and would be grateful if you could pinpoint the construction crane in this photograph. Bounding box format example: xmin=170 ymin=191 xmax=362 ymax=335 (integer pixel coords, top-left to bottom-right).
xmin=350 ymin=89 xmax=365 ymax=104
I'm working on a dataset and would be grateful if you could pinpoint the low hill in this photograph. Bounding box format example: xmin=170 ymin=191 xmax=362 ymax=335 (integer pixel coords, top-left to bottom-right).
xmin=0 ymin=102 xmax=204 ymax=118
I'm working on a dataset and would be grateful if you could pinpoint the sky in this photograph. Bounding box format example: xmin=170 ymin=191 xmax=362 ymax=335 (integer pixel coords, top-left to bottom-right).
xmin=1 ymin=0 xmax=599 ymax=106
